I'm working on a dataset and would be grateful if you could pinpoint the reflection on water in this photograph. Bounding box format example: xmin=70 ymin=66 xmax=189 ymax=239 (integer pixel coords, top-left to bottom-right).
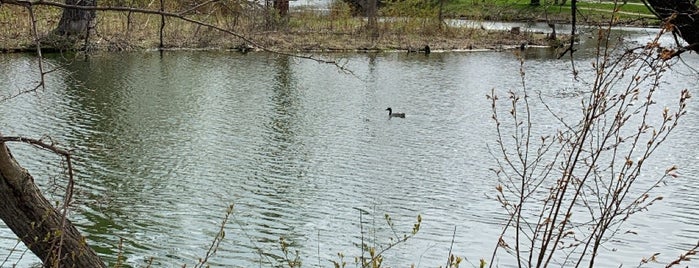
xmin=1 ymin=33 xmax=698 ymax=267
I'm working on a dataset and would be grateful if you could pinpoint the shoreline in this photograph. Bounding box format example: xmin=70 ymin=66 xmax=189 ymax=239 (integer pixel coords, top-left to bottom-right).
xmin=1 ymin=20 xmax=661 ymax=54
xmin=0 ymin=13 xmax=655 ymax=54
xmin=0 ymin=0 xmax=659 ymax=54
xmin=0 ymin=27 xmax=562 ymax=54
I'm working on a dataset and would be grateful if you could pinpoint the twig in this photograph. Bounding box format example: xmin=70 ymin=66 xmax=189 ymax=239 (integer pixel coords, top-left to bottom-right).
xmin=193 ymin=204 xmax=235 ymax=268
xmin=317 ymin=230 xmax=321 ymax=268
xmin=145 ymin=257 xmax=155 ymax=268
xmin=25 ymin=4 xmax=46 ymax=91
xmin=114 ymin=237 xmax=124 ymax=268
xmin=0 ymin=136 xmax=71 ymax=155
xmin=446 ymin=226 xmax=456 ymax=268
xmin=665 ymin=241 xmax=699 ymax=268
xmin=232 ymin=213 xmax=276 ymax=266
xmin=353 ymin=207 xmax=370 ymax=265
xmin=158 ymin=0 xmax=164 ymax=51
xmin=361 ymin=214 xmax=421 ymax=268
xmin=0 ymin=239 xmax=24 ymax=267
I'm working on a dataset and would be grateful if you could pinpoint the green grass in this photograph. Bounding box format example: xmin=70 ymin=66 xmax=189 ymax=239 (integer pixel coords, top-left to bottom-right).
xmin=439 ymin=0 xmax=658 ymax=25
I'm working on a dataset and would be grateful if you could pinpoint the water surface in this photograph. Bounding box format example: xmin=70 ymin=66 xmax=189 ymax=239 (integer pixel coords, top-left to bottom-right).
xmin=1 ymin=32 xmax=698 ymax=267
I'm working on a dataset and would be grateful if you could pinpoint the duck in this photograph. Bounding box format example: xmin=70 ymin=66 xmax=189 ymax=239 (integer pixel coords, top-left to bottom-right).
xmin=385 ymin=107 xmax=405 ymax=118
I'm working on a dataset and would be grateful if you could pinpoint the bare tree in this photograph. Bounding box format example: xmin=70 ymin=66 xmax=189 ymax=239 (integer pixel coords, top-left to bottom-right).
xmin=366 ymin=0 xmax=377 ymax=40
xmin=487 ymin=16 xmax=692 ymax=268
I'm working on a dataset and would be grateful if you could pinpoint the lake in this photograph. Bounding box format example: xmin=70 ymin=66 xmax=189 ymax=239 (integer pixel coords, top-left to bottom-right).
xmin=1 ymin=28 xmax=698 ymax=267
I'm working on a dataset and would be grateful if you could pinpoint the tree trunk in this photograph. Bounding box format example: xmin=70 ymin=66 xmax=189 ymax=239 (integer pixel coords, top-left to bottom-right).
xmin=366 ymin=0 xmax=377 ymax=33
xmin=645 ymin=0 xmax=699 ymax=53
xmin=273 ymin=0 xmax=289 ymax=16
xmin=438 ymin=0 xmax=445 ymax=30
xmin=54 ymin=0 xmax=97 ymax=36
xmin=0 ymin=141 xmax=106 ymax=268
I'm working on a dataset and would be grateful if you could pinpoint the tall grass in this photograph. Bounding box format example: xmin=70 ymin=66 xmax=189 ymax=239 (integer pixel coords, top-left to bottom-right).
xmin=0 ymin=0 xmax=558 ymax=52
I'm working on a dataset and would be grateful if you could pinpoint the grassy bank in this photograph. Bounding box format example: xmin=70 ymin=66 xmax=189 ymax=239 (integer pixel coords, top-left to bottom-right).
xmin=440 ymin=0 xmax=657 ymax=25
xmin=0 ymin=0 xmax=654 ymax=53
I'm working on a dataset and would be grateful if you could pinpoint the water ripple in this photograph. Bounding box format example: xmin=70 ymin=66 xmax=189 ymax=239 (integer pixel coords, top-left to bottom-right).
xmin=1 ymin=50 xmax=698 ymax=268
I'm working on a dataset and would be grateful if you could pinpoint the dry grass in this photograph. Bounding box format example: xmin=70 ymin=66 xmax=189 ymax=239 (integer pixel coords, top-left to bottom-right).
xmin=0 ymin=4 xmax=552 ymax=52
xmin=1 ymin=6 xmax=61 ymax=49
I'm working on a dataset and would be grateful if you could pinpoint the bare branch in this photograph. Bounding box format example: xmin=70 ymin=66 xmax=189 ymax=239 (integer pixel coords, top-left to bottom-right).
xmin=665 ymin=241 xmax=699 ymax=268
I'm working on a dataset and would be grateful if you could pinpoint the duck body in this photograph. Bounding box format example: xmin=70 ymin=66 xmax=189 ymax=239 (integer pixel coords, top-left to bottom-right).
xmin=385 ymin=107 xmax=405 ymax=118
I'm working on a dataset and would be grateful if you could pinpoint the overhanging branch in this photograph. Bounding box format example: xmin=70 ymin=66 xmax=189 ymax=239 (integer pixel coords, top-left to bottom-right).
xmin=642 ymin=0 xmax=699 ymax=55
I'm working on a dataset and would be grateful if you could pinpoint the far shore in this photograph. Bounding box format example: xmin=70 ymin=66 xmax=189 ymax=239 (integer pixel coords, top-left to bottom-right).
xmin=0 ymin=3 xmax=658 ymax=54
xmin=0 ymin=23 xmax=565 ymax=54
